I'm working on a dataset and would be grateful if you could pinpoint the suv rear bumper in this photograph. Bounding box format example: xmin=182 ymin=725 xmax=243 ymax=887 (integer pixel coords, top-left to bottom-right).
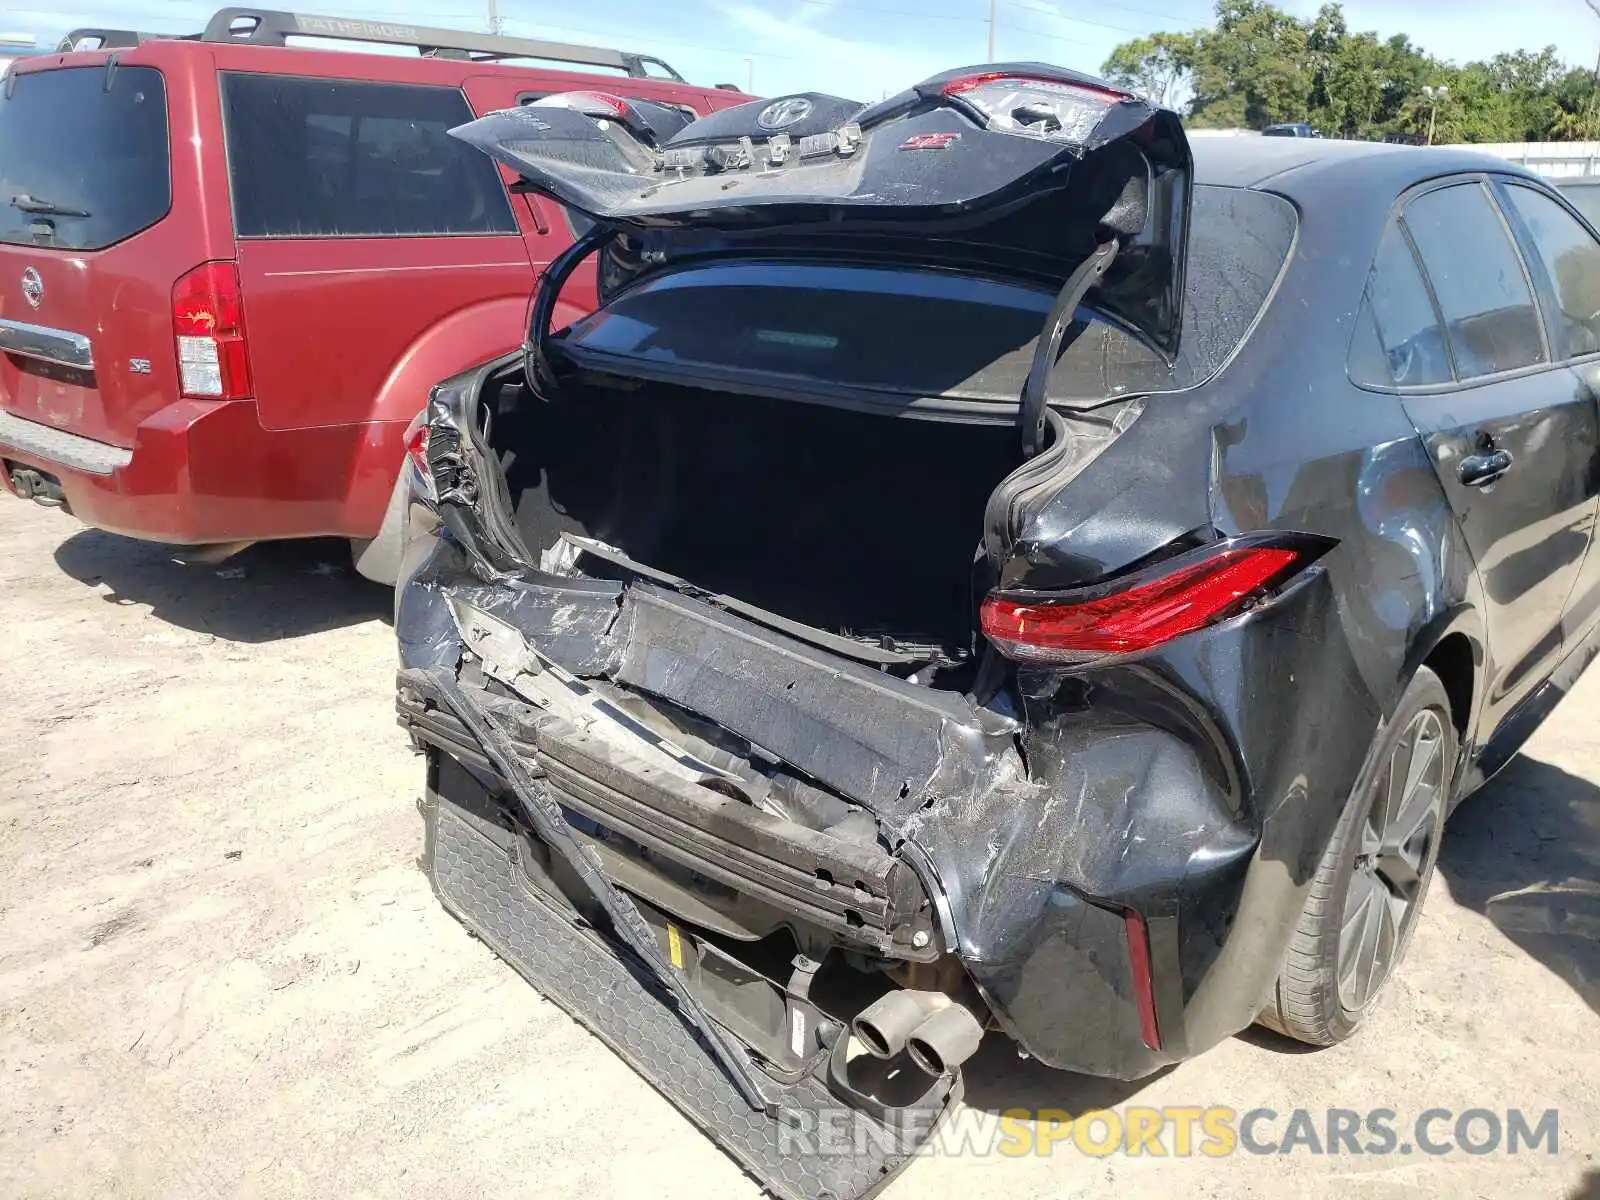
xmin=0 ymin=400 xmax=406 ymax=544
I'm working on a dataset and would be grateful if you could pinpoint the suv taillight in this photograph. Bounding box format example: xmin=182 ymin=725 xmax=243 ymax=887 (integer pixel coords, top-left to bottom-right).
xmin=404 ymin=411 xmax=431 ymax=476
xmin=172 ymin=261 xmax=252 ymax=400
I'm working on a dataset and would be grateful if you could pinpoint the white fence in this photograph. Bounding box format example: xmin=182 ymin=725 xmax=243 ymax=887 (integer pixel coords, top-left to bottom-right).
xmin=1440 ymin=142 xmax=1600 ymax=179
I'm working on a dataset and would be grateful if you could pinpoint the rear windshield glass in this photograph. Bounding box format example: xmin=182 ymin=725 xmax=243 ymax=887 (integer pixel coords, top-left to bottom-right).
xmin=221 ymin=74 xmax=518 ymax=238
xmin=561 ymin=185 xmax=1296 ymax=405
xmin=0 ymin=66 xmax=171 ymax=251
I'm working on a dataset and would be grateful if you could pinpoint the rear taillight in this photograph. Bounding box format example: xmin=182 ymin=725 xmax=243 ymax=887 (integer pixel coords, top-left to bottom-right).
xmin=404 ymin=412 xmax=431 ymax=478
xmin=1123 ymin=908 xmax=1162 ymax=1051
xmin=172 ymin=261 xmax=251 ymax=400
xmin=402 ymin=409 xmax=438 ymax=504
xmin=940 ymin=72 xmax=1132 ymax=144
xmin=980 ymin=540 xmax=1319 ymax=664
xmin=532 ymin=90 xmax=630 ymax=118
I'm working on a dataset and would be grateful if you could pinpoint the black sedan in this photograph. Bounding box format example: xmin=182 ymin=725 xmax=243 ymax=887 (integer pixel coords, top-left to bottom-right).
xmin=392 ymin=67 xmax=1600 ymax=1198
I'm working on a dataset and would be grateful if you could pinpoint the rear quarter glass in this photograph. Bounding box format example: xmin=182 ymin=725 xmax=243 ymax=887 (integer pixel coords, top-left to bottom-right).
xmin=562 ymin=184 xmax=1297 ymax=406
xmin=219 ymin=73 xmax=518 ymax=238
xmin=1557 ymin=181 xmax=1600 ymax=232
xmin=0 ymin=65 xmax=171 ymax=250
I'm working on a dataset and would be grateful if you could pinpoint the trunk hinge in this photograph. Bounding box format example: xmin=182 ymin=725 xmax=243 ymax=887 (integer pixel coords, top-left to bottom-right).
xmin=1018 ymin=239 xmax=1119 ymax=459
xmin=523 ymin=223 xmax=617 ymax=398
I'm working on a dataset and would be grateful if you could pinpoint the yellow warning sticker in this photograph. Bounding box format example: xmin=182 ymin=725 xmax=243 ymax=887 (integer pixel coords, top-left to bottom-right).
xmin=666 ymin=923 xmax=684 ymax=969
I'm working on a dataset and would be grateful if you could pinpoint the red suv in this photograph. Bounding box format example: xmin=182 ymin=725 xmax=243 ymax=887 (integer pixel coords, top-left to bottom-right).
xmin=0 ymin=8 xmax=747 ymax=581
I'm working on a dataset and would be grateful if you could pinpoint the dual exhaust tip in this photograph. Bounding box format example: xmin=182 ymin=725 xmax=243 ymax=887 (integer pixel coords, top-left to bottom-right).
xmin=850 ymin=990 xmax=985 ymax=1076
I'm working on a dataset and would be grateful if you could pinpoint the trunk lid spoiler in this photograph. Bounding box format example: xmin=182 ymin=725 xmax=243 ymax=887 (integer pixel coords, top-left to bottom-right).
xmin=451 ymin=63 xmax=1192 ymax=357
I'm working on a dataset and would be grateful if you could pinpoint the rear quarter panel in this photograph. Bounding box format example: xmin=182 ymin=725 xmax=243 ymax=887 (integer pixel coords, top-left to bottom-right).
xmin=993 ymin=162 xmax=1490 ymax=1061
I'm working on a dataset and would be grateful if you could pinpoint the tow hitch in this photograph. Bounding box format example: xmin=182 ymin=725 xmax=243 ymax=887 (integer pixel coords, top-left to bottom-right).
xmin=5 ymin=463 xmax=65 ymax=508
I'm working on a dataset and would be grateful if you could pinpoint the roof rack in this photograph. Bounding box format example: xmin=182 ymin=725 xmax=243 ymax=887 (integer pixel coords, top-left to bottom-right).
xmin=55 ymin=29 xmax=195 ymax=52
xmin=204 ymin=8 xmax=682 ymax=79
xmin=57 ymin=8 xmax=683 ymax=81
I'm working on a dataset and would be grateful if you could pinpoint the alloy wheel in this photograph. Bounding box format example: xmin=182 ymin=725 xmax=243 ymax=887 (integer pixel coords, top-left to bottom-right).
xmin=1337 ymin=708 xmax=1446 ymax=1012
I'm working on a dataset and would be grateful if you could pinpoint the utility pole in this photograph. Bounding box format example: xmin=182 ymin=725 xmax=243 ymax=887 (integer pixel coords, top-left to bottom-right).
xmin=486 ymin=0 xmax=503 ymax=35
xmin=1585 ymin=0 xmax=1600 ymax=134
xmin=986 ymin=0 xmax=996 ymax=61
xmin=744 ymin=56 xmax=754 ymax=93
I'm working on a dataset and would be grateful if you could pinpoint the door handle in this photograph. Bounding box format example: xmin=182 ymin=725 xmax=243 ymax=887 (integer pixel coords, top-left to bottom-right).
xmin=1458 ymin=448 xmax=1513 ymax=488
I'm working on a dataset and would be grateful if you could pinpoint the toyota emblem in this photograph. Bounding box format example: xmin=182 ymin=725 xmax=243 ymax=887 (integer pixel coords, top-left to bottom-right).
xmin=757 ymin=97 xmax=814 ymax=131
xmin=20 ymin=267 xmax=43 ymax=309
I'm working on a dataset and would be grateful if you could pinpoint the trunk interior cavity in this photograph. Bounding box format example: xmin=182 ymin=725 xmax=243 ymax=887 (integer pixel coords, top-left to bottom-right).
xmin=481 ymin=372 xmax=1026 ymax=679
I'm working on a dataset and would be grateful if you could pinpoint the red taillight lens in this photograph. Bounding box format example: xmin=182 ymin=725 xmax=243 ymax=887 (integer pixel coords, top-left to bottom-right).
xmin=980 ymin=543 xmax=1307 ymax=664
xmin=940 ymin=73 xmax=1131 ymax=144
xmin=941 ymin=72 xmax=1130 ymax=101
xmin=1123 ymin=908 xmax=1162 ymax=1051
xmin=533 ymin=90 xmax=630 ymax=118
xmin=404 ymin=413 xmax=430 ymax=477
xmin=172 ymin=261 xmax=251 ymax=400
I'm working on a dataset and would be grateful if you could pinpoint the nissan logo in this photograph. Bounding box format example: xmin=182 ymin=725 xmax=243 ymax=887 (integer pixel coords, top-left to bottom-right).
xmin=20 ymin=267 xmax=42 ymax=309
xmin=757 ymin=97 xmax=814 ymax=131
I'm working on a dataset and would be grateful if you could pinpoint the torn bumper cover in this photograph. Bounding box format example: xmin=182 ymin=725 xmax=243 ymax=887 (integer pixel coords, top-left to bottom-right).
xmin=398 ymin=545 xmax=1263 ymax=1055
xmin=406 ymin=648 xmax=965 ymax=1200
xmin=420 ymin=763 xmax=950 ymax=1200
xmin=396 ymin=481 xmax=1305 ymax=1200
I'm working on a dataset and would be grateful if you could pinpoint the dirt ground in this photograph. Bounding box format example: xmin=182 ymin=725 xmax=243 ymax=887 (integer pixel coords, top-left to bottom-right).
xmin=2 ymin=497 xmax=1598 ymax=1200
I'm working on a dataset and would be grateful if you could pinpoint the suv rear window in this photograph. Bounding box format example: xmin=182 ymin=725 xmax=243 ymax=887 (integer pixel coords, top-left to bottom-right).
xmin=560 ymin=185 xmax=1296 ymax=406
xmin=221 ymin=74 xmax=518 ymax=238
xmin=0 ymin=65 xmax=171 ymax=250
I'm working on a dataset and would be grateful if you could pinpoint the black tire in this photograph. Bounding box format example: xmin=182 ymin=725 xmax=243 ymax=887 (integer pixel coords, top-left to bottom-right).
xmin=1260 ymin=665 xmax=1456 ymax=1046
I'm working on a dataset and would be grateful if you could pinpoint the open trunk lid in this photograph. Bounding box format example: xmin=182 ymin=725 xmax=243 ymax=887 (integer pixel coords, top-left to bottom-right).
xmin=0 ymin=60 xmax=190 ymax=448
xmin=451 ymin=63 xmax=1192 ymax=356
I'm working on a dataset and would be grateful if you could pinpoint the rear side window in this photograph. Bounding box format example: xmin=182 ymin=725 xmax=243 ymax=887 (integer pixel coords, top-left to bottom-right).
xmin=1349 ymin=221 xmax=1453 ymax=387
xmin=221 ymin=74 xmax=517 ymax=238
xmin=1403 ymin=182 xmax=1546 ymax=379
xmin=0 ymin=66 xmax=170 ymax=250
xmin=1558 ymin=182 xmax=1600 ymax=229
xmin=1502 ymin=184 xmax=1600 ymax=359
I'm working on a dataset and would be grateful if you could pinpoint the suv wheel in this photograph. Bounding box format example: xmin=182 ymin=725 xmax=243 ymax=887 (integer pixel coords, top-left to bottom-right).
xmin=1261 ymin=666 xmax=1455 ymax=1046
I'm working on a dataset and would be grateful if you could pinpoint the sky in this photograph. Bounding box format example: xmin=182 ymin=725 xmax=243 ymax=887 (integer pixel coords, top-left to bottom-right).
xmin=3 ymin=0 xmax=1598 ymax=101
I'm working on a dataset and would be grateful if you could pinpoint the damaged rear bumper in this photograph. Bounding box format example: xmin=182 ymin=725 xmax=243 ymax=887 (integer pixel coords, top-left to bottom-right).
xmin=400 ymin=544 xmax=1274 ymax=1077
xmin=422 ymin=767 xmax=956 ymax=1200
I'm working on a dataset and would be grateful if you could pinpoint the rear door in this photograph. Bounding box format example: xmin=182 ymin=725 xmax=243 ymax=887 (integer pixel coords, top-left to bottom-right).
xmin=221 ymin=72 xmax=538 ymax=432
xmin=1388 ymin=179 xmax=1599 ymax=731
xmin=1494 ymin=179 xmax=1600 ymax=647
xmin=0 ymin=60 xmax=205 ymax=446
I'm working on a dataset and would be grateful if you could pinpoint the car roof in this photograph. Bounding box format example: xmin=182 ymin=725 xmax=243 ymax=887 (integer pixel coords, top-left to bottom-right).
xmin=1193 ymin=137 xmax=1538 ymax=190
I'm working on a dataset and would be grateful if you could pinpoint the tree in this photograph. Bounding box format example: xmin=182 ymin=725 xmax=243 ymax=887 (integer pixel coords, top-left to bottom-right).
xmin=1100 ymin=0 xmax=1596 ymax=142
xmin=1100 ymin=32 xmax=1196 ymax=107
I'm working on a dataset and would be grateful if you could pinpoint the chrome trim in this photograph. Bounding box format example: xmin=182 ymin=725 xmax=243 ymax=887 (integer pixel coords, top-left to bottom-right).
xmin=0 ymin=410 xmax=131 ymax=475
xmin=0 ymin=317 xmax=94 ymax=371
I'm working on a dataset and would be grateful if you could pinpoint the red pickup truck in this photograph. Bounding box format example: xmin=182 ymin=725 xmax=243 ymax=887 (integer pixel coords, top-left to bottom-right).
xmin=0 ymin=8 xmax=747 ymax=581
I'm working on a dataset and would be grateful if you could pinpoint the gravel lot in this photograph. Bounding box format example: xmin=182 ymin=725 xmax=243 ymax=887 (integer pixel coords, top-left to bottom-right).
xmin=2 ymin=497 xmax=1599 ymax=1199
